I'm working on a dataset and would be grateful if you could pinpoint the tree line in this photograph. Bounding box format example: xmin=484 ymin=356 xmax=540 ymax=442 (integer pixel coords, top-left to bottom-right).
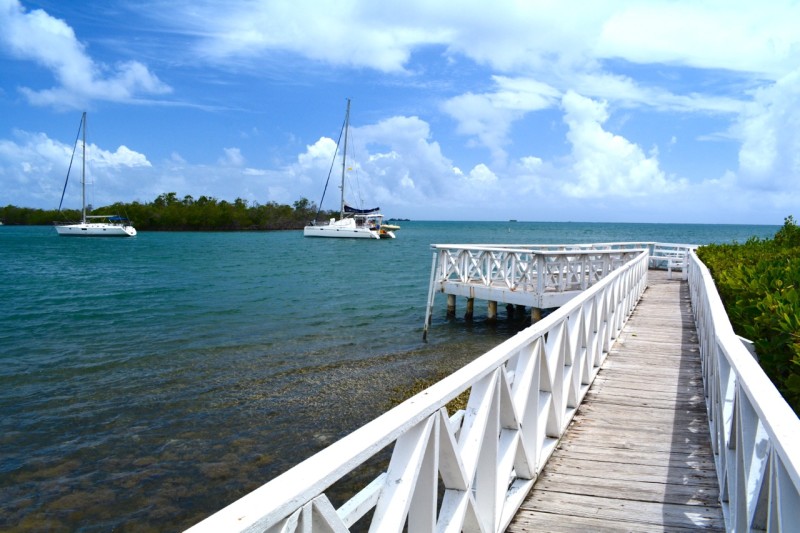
xmin=0 ymin=193 xmax=338 ymax=231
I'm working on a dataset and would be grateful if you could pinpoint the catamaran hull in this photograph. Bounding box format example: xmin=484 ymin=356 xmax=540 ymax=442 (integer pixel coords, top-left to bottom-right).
xmin=303 ymin=225 xmax=379 ymax=239
xmin=55 ymin=223 xmax=137 ymax=237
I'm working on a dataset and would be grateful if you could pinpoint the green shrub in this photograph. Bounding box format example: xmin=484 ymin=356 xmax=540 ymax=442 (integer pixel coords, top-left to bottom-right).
xmin=697 ymin=215 xmax=800 ymax=414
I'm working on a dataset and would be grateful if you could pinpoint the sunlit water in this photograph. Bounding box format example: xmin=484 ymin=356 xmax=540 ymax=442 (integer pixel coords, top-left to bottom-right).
xmin=0 ymin=221 xmax=778 ymax=530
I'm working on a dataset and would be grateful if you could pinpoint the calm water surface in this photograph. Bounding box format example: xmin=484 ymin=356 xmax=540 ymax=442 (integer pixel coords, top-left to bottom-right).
xmin=0 ymin=221 xmax=779 ymax=530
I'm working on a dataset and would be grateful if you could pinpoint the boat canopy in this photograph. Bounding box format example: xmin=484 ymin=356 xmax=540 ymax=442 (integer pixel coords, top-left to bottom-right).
xmin=344 ymin=204 xmax=380 ymax=215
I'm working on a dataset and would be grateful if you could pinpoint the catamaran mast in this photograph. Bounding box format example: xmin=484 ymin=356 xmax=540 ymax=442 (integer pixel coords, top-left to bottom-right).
xmin=81 ymin=111 xmax=87 ymax=224
xmin=339 ymin=98 xmax=350 ymax=218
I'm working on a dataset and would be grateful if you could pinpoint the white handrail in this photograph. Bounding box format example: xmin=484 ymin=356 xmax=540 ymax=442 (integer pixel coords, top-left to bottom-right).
xmin=427 ymin=242 xmax=696 ymax=294
xmin=432 ymin=246 xmax=643 ymax=292
xmin=186 ymin=251 xmax=649 ymax=532
xmin=688 ymin=252 xmax=800 ymax=531
xmin=421 ymin=245 xmax=646 ymax=339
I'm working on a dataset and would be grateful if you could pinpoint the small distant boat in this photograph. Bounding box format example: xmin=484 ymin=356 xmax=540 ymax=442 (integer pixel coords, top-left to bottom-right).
xmin=303 ymin=99 xmax=398 ymax=240
xmin=54 ymin=112 xmax=136 ymax=237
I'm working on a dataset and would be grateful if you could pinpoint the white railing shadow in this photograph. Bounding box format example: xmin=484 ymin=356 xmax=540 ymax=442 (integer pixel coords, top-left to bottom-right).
xmin=688 ymin=252 xmax=800 ymax=531
xmin=186 ymin=251 xmax=649 ymax=533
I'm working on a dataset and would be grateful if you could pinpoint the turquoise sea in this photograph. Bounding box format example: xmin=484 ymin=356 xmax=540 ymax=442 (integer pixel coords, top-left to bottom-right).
xmin=0 ymin=221 xmax=780 ymax=531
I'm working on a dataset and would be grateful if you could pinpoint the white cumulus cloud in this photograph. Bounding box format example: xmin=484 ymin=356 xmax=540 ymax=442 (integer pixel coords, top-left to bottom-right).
xmin=735 ymin=68 xmax=800 ymax=191
xmin=90 ymin=144 xmax=152 ymax=169
xmin=219 ymin=147 xmax=245 ymax=167
xmin=0 ymin=129 xmax=152 ymax=206
xmin=560 ymin=91 xmax=684 ymax=198
xmin=442 ymin=77 xmax=560 ymax=162
xmin=0 ymin=0 xmax=171 ymax=108
xmin=465 ymin=163 xmax=498 ymax=185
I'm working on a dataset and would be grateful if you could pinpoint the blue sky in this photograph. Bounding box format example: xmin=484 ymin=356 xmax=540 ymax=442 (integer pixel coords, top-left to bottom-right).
xmin=1 ymin=0 xmax=798 ymax=224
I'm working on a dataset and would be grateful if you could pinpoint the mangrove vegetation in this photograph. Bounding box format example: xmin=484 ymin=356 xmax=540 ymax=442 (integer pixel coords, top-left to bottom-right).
xmin=0 ymin=193 xmax=337 ymax=231
xmin=697 ymin=216 xmax=800 ymax=414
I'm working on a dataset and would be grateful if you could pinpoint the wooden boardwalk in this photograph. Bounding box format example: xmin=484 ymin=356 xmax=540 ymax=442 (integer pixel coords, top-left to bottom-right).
xmin=507 ymin=270 xmax=725 ymax=532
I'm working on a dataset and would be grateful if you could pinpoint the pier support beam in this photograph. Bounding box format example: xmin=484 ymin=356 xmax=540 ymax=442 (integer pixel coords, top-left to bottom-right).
xmin=465 ymin=298 xmax=474 ymax=320
xmin=506 ymin=303 xmax=515 ymax=319
xmin=532 ymin=307 xmax=542 ymax=323
xmin=488 ymin=300 xmax=497 ymax=323
xmin=447 ymin=294 xmax=456 ymax=318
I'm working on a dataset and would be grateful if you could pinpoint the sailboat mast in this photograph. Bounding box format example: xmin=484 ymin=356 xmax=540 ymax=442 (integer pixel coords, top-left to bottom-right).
xmin=81 ymin=111 xmax=87 ymax=224
xmin=340 ymin=98 xmax=350 ymax=218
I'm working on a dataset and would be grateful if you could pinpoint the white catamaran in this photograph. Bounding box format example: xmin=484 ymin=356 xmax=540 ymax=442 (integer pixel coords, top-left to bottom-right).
xmin=303 ymin=99 xmax=398 ymax=239
xmin=54 ymin=112 xmax=137 ymax=237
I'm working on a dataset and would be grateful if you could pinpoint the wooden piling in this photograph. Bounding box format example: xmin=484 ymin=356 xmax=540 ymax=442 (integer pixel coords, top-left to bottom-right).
xmin=487 ymin=300 xmax=497 ymax=323
xmin=446 ymin=294 xmax=456 ymax=318
xmin=465 ymin=298 xmax=474 ymax=320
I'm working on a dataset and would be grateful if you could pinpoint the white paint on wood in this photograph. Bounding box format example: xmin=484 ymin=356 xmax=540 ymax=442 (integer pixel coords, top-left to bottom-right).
xmin=689 ymin=254 xmax=800 ymax=531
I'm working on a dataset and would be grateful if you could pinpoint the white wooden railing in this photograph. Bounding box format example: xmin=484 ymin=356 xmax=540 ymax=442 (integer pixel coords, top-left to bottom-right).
xmin=186 ymin=251 xmax=649 ymax=533
xmin=429 ymin=244 xmax=642 ymax=293
xmin=688 ymin=252 xmax=800 ymax=531
xmin=422 ymin=242 xmax=693 ymax=339
xmin=649 ymin=242 xmax=697 ymax=279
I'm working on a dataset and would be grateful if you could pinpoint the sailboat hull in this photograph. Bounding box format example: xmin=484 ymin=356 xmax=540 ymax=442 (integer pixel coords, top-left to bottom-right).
xmin=54 ymin=222 xmax=137 ymax=237
xmin=303 ymin=217 xmax=379 ymax=239
xmin=303 ymin=226 xmax=378 ymax=239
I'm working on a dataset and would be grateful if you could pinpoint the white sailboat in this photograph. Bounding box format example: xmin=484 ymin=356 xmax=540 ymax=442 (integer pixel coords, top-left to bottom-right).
xmin=303 ymin=99 xmax=398 ymax=239
xmin=54 ymin=112 xmax=137 ymax=237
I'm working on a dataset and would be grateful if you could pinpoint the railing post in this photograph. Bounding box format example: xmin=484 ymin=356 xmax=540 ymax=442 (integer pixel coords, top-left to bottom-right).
xmin=581 ymin=254 xmax=588 ymax=290
xmin=508 ymin=251 xmax=516 ymax=289
xmin=536 ymin=254 xmax=545 ymax=294
xmin=422 ymin=249 xmax=439 ymax=341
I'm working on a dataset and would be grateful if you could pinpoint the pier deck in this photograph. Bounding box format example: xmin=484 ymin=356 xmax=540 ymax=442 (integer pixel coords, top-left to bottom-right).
xmin=508 ymin=270 xmax=725 ymax=531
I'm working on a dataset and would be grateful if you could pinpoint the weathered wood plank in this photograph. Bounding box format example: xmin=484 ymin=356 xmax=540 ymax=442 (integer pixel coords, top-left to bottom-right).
xmin=580 ymin=387 xmax=705 ymax=405
xmin=509 ymin=510 xmax=716 ymax=533
xmin=541 ymin=456 xmax=719 ymax=487
xmin=534 ymin=471 xmax=720 ymax=506
xmin=508 ymin=270 xmax=724 ymax=532
xmin=517 ymin=492 xmax=725 ymax=529
xmin=552 ymin=442 xmax=716 ymax=467
xmin=572 ymin=393 xmax=706 ymax=410
xmin=562 ymin=433 xmax=713 ymax=455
